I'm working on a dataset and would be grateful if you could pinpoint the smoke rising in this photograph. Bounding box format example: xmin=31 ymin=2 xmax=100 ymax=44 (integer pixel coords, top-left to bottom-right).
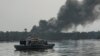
xmin=57 ymin=0 xmax=100 ymax=31
xmin=31 ymin=0 xmax=100 ymax=33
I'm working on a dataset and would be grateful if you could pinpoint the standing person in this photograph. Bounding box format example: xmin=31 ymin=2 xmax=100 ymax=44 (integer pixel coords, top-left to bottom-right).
xmin=26 ymin=35 xmax=32 ymax=45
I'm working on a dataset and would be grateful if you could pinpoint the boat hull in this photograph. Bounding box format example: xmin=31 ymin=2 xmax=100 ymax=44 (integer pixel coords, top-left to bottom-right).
xmin=14 ymin=44 xmax=55 ymax=50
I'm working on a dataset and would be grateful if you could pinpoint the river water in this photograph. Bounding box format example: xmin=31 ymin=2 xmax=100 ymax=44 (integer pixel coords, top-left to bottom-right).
xmin=1 ymin=40 xmax=100 ymax=56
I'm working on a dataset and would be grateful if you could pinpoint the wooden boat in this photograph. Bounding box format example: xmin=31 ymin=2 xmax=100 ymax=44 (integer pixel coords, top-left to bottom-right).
xmin=14 ymin=36 xmax=55 ymax=50
xmin=14 ymin=43 xmax=54 ymax=50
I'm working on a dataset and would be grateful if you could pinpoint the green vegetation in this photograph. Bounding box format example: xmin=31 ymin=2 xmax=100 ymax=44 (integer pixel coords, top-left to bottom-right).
xmin=0 ymin=31 xmax=28 ymax=41
xmin=0 ymin=29 xmax=100 ymax=41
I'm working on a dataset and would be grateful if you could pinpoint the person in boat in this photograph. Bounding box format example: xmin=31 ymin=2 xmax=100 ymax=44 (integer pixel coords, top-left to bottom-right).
xmin=26 ymin=34 xmax=40 ymax=45
xmin=26 ymin=35 xmax=31 ymax=45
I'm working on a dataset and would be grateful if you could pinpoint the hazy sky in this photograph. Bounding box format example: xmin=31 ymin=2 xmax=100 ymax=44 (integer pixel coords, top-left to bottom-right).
xmin=0 ymin=0 xmax=66 ymax=32
xmin=0 ymin=0 xmax=100 ymax=32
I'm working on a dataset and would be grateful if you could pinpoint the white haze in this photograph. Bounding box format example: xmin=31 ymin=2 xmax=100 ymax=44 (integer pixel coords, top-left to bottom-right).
xmin=0 ymin=0 xmax=100 ymax=32
xmin=0 ymin=0 xmax=66 ymax=32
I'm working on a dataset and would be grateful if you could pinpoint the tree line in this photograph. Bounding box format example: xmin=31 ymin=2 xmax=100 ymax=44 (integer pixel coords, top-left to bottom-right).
xmin=0 ymin=31 xmax=29 ymax=41
xmin=0 ymin=30 xmax=100 ymax=41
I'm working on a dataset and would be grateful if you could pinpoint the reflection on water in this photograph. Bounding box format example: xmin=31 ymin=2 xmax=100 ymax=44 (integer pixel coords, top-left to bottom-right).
xmin=1 ymin=40 xmax=100 ymax=56
xmin=54 ymin=40 xmax=100 ymax=56
xmin=15 ymin=49 xmax=55 ymax=56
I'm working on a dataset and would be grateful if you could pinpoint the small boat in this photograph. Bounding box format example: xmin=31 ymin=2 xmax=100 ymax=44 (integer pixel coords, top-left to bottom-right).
xmin=14 ymin=35 xmax=55 ymax=50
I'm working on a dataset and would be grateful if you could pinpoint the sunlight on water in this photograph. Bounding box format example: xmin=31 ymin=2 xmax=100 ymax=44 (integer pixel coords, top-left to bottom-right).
xmin=1 ymin=40 xmax=100 ymax=56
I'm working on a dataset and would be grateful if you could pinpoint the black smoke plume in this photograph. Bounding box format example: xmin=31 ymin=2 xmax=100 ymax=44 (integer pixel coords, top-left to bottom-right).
xmin=31 ymin=0 xmax=100 ymax=34
xmin=57 ymin=0 xmax=100 ymax=31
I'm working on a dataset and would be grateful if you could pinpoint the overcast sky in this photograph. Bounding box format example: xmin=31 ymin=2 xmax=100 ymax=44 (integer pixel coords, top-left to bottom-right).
xmin=0 ymin=0 xmax=66 ymax=32
xmin=0 ymin=0 xmax=100 ymax=32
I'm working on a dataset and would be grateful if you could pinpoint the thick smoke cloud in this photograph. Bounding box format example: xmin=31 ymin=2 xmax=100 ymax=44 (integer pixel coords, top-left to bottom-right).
xmin=57 ymin=0 xmax=100 ymax=31
xmin=31 ymin=0 xmax=100 ymax=33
